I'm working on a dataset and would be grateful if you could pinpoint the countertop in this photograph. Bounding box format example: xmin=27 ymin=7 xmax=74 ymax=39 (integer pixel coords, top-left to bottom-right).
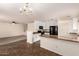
xmin=41 ymin=34 xmax=79 ymax=43
xmin=33 ymin=32 xmax=40 ymax=34
xmin=41 ymin=34 xmax=58 ymax=39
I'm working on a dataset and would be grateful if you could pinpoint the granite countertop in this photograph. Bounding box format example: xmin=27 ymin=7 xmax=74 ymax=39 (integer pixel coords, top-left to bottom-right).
xmin=42 ymin=34 xmax=58 ymax=39
xmin=33 ymin=32 xmax=40 ymax=34
xmin=41 ymin=34 xmax=79 ymax=43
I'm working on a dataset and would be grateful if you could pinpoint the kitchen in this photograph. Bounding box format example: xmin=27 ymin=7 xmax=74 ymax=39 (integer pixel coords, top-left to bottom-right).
xmin=27 ymin=15 xmax=79 ymax=56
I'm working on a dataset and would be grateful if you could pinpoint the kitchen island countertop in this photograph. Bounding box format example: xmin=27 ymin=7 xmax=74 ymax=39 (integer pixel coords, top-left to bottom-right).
xmin=41 ymin=34 xmax=79 ymax=43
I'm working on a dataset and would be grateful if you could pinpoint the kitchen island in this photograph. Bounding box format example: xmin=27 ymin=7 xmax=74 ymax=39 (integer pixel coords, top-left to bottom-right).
xmin=41 ymin=34 xmax=79 ymax=43
xmin=40 ymin=34 xmax=79 ymax=56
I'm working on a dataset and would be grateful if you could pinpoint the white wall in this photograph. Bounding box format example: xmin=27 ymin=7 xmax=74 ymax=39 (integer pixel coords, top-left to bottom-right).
xmin=0 ymin=22 xmax=24 ymax=38
xmin=27 ymin=22 xmax=35 ymax=44
xmin=27 ymin=22 xmax=35 ymax=32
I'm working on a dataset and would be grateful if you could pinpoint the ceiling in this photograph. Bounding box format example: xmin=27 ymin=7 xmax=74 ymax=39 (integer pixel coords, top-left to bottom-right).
xmin=0 ymin=3 xmax=79 ymax=24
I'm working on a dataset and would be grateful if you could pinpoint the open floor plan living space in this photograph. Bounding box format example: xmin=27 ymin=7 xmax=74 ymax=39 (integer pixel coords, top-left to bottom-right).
xmin=0 ymin=3 xmax=79 ymax=56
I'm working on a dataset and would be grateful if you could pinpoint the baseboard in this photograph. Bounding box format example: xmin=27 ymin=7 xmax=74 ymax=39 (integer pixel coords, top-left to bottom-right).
xmin=0 ymin=35 xmax=26 ymax=45
xmin=0 ymin=35 xmax=26 ymax=39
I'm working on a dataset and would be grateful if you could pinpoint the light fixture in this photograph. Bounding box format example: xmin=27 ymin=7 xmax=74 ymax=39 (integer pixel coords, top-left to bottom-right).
xmin=12 ymin=21 xmax=16 ymax=24
xmin=20 ymin=3 xmax=32 ymax=15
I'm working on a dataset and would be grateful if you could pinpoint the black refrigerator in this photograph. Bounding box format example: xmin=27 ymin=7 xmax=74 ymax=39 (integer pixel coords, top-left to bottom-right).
xmin=49 ymin=26 xmax=58 ymax=35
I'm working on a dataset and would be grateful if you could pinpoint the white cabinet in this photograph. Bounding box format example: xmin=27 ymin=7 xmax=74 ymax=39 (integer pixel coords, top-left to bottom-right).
xmin=27 ymin=31 xmax=40 ymax=44
xmin=33 ymin=34 xmax=40 ymax=42
xmin=44 ymin=19 xmax=58 ymax=29
xmin=27 ymin=31 xmax=33 ymax=44
xmin=27 ymin=21 xmax=45 ymax=44
xmin=40 ymin=36 xmax=79 ymax=56
xmin=58 ymin=19 xmax=78 ymax=39
xmin=34 ymin=21 xmax=45 ymax=31
xmin=58 ymin=20 xmax=71 ymax=37
xmin=77 ymin=22 xmax=79 ymax=35
xmin=40 ymin=37 xmax=59 ymax=54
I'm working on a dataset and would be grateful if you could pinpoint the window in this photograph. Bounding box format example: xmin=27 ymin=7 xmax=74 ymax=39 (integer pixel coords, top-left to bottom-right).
xmin=72 ymin=18 xmax=78 ymax=32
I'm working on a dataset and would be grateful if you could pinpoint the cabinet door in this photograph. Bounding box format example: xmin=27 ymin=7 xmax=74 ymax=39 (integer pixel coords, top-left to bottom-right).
xmin=33 ymin=34 xmax=40 ymax=42
xmin=58 ymin=20 xmax=72 ymax=38
xmin=40 ymin=37 xmax=59 ymax=53
xmin=56 ymin=40 xmax=79 ymax=56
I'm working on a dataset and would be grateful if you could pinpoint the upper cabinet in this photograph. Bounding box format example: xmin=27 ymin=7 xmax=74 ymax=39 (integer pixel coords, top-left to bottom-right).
xmin=27 ymin=21 xmax=45 ymax=32
xmin=44 ymin=19 xmax=58 ymax=29
xmin=58 ymin=16 xmax=78 ymax=39
xmin=58 ymin=19 xmax=71 ymax=37
xmin=68 ymin=17 xmax=78 ymax=33
xmin=34 ymin=21 xmax=45 ymax=31
xmin=27 ymin=19 xmax=58 ymax=32
xmin=72 ymin=18 xmax=78 ymax=33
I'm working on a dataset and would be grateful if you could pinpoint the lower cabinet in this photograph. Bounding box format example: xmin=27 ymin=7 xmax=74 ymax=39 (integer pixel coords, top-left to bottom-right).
xmin=33 ymin=34 xmax=40 ymax=42
xmin=27 ymin=31 xmax=40 ymax=44
xmin=40 ymin=37 xmax=79 ymax=56
xmin=40 ymin=37 xmax=59 ymax=54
